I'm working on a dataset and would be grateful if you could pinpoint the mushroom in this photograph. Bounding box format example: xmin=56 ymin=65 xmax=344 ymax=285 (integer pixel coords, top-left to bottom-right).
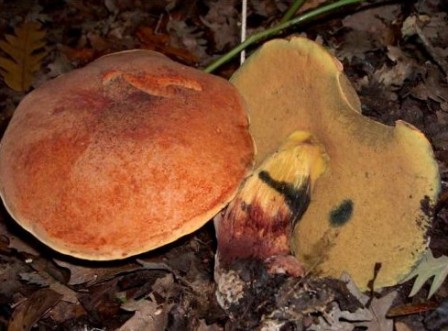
xmin=214 ymin=130 xmax=328 ymax=312
xmin=0 ymin=50 xmax=254 ymax=260
xmin=216 ymin=130 xmax=327 ymax=270
xmin=228 ymin=37 xmax=440 ymax=290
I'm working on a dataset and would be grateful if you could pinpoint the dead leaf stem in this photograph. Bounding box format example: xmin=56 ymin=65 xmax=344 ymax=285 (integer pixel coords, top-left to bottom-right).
xmin=203 ymin=0 xmax=366 ymax=73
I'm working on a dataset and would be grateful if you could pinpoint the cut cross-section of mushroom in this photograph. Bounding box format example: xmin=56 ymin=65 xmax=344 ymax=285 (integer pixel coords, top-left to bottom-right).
xmin=230 ymin=37 xmax=440 ymax=290
xmin=0 ymin=50 xmax=254 ymax=260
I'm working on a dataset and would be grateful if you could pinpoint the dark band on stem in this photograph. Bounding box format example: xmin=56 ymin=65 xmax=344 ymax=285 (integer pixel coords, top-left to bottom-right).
xmin=258 ymin=170 xmax=311 ymax=227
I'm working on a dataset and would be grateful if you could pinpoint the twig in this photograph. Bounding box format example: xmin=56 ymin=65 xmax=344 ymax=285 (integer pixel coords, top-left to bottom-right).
xmin=240 ymin=0 xmax=247 ymax=64
xmin=279 ymin=0 xmax=307 ymax=24
xmin=203 ymin=0 xmax=365 ymax=73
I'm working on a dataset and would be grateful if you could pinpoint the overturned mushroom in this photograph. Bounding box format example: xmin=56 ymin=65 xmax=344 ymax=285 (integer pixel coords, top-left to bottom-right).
xmin=0 ymin=50 xmax=254 ymax=260
xmin=228 ymin=37 xmax=440 ymax=290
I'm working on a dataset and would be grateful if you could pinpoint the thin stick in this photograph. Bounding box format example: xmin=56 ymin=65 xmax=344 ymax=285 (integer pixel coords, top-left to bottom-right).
xmin=204 ymin=0 xmax=365 ymax=73
xmin=240 ymin=0 xmax=248 ymax=64
xmin=280 ymin=0 xmax=307 ymax=24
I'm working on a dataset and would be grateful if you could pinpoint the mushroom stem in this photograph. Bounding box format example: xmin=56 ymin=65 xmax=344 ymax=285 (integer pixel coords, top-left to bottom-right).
xmin=216 ymin=131 xmax=328 ymax=271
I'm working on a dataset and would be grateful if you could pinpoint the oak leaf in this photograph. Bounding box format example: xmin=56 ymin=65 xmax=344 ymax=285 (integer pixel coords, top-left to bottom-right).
xmin=0 ymin=21 xmax=47 ymax=91
xmin=401 ymin=250 xmax=448 ymax=298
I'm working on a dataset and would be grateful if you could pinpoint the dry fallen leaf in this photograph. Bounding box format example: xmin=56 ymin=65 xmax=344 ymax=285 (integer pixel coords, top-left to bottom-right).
xmin=401 ymin=13 xmax=448 ymax=79
xmin=372 ymin=46 xmax=419 ymax=89
xmin=8 ymin=288 xmax=62 ymax=331
xmin=200 ymin=0 xmax=239 ymax=51
xmin=118 ymin=274 xmax=175 ymax=331
xmin=0 ymin=21 xmax=47 ymax=91
xmin=24 ymin=259 xmax=79 ymax=304
xmin=411 ymin=63 xmax=448 ymax=111
xmin=197 ymin=319 xmax=223 ymax=331
xmin=401 ymin=250 xmax=448 ymax=299
xmin=47 ymin=300 xmax=87 ymax=324
xmin=322 ymin=273 xmax=397 ymax=331
xmin=118 ymin=299 xmax=164 ymax=331
xmin=395 ymin=321 xmax=414 ymax=331
xmin=359 ymin=292 xmax=397 ymax=331
xmin=335 ymin=3 xmax=401 ymax=63
xmin=0 ymin=218 xmax=39 ymax=256
xmin=309 ymin=302 xmax=372 ymax=331
xmin=136 ymin=25 xmax=201 ymax=65
xmin=166 ymin=20 xmax=208 ymax=62
xmin=0 ymin=255 xmax=35 ymax=304
xmin=54 ymin=258 xmax=142 ymax=286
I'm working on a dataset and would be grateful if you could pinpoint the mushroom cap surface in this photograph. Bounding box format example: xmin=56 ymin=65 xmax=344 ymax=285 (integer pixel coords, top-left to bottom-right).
xmin=230 ymin=37 xmax=440 ymax=289
xmin=0 ymin=50 xmax=254 ymax=260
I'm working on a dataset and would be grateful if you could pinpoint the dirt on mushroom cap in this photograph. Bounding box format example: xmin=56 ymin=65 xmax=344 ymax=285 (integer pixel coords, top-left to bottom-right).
xmin=0 ymin=50 xmax=254 ymax=260
xmin=230 ymin=37 xmax=440 ymax=290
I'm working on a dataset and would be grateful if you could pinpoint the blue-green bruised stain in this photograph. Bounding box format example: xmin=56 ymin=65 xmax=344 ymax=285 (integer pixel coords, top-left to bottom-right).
xmin=329 ymin=199 xmax=353 ymax=227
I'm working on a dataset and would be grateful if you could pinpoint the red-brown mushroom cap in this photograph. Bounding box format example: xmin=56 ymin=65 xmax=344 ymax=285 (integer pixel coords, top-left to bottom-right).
xmin=0 ymin=50 xmax=254 ymax=260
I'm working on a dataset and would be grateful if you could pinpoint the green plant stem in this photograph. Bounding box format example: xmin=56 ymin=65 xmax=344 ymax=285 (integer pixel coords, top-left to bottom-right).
xmin=203 ymin=0 xmax=365 ymax=73
xmin=279 ymin=0 xmax=307 ymax=24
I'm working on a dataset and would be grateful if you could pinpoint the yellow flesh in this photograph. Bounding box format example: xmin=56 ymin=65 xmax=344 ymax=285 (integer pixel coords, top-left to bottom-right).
xmin=217 ymin=131 xmax=328 ymax=264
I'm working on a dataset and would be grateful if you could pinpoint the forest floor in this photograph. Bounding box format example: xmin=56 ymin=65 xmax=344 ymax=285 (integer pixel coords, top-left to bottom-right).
xmin=0 ymin=0 xmax=448 ymax=330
